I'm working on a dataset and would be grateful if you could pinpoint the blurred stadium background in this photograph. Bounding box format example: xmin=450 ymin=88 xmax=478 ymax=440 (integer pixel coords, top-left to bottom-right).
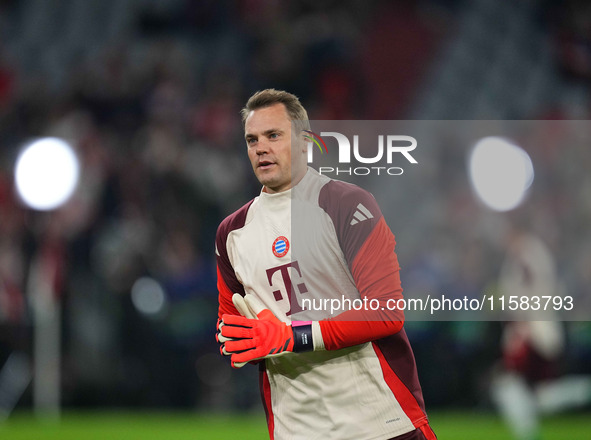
xmin=0 ymin=0 xmax=590 ymax=438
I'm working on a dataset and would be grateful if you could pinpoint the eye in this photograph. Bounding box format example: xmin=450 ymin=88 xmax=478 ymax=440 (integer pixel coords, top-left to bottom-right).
xmin=269 ymin=132 xmax=279 ymax=139
xmin=246 ymin=137 xmax=257 ymax=145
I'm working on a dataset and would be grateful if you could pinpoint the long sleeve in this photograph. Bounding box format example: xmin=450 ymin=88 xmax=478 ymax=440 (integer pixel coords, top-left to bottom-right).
xmin=316 ymin=180 xmax=404 ymax=351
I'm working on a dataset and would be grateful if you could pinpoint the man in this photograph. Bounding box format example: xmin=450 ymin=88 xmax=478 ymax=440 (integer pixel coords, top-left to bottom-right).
xmin=491 ymin=224 xmax=591 ymax=440
xmin=215 ymin=89 xmax=436 ymax=440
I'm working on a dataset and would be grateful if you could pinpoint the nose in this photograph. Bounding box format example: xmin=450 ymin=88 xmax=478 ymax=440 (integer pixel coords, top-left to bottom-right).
xmin=255 ymin=139 xmax=269 ymax=155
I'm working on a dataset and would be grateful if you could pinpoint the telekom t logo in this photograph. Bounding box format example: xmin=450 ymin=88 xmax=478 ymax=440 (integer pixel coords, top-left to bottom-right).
xmin=307 ymin=132 xmax=418 ymax=164
xmin=266 ymin=261 xmax=308 ymax=316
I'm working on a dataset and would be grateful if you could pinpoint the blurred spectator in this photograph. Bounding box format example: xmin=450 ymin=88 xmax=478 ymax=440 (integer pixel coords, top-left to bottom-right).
xmin=491 ymin=224 xmax=591 ymax=440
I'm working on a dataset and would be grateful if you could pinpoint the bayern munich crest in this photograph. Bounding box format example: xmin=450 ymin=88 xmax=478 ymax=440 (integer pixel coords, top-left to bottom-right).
xmin=272 ymin=236 xmax=289 ymax=258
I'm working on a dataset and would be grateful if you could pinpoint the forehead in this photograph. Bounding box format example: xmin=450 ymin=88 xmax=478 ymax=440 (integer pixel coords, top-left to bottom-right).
xmin=244 ymin=103 xmax=291 ymax=134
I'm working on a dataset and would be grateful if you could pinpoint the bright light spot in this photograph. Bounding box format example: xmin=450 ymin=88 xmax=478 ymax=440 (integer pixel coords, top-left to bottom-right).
xmin=468 ymin=137 xmax=534 ymax=212
xmin=131 ymin=277 xmax=167 ymax=317
xmin=14 ymin=138 xmax=80 ymax=211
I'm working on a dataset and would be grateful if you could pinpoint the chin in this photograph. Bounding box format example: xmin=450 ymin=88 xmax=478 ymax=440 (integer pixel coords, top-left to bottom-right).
xmin=262 ymin=178 xmax=289 ymax=193
xmin=257 ymin=176 xmax=277 ymax=188
xmin=256 ymin=170 xmax=276 ymax=183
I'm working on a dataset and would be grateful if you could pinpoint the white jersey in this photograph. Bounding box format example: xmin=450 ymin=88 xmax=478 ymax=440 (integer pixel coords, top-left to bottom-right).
xmin=216 ymin=168 xmax=430 ymax=440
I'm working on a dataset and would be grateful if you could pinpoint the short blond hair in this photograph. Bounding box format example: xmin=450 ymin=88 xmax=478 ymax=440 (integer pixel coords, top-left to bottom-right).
xmin=241 ymin=89 xmax=310 ymax=132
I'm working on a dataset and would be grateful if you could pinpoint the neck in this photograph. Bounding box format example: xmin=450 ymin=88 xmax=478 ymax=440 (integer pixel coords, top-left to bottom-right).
xmin=262 ymin=167 xmax=308 ymax=194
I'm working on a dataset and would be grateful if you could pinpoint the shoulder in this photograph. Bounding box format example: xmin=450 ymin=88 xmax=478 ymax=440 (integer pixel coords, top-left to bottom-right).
xmin=316 ymin=177 xmax=385 ymax=266
xmin=319 ymin=178 xmax=374 ymax=201
xmin=216 ymin=198 xmax=256 ymax=244
xmin=318 ymin=178 xmax=381 ymax=223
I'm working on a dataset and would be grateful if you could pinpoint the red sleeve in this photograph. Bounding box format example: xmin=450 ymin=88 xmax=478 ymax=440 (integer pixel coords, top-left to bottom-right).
xmin=317 ymin=181 xmax=404 ymax=351
xmin=217 ymin=264 xmax=240 ymax=318
xmin=215 ymin=200 xmax=253 ymax=319
xmin=319 ymin=218 xmax=404 ymax=350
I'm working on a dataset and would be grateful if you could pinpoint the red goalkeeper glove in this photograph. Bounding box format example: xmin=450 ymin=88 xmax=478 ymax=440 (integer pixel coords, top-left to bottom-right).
xmin=219 ymin=294 xmax=313 ymax=368
xmin=216 ymin=293 xmax=258 ymax=364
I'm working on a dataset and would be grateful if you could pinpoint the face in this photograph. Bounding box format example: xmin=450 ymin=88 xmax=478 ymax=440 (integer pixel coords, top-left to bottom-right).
xmin=244 ymin=103 xmax=307 ymax=193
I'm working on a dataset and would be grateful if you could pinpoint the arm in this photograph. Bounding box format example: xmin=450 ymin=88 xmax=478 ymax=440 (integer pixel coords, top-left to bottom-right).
xmin=313 ymin=180 xmax=404 ymax=350
xmin=318 ymin=216 xmax=404 ymax=351
xmin=215 ymin=201 xmax=253 ymax=319
xmin=217 ymin=264 xmax=240 ymax=318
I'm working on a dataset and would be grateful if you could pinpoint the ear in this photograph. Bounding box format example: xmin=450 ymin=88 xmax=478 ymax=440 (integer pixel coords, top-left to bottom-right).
xmin=299 ymin=131 xmax=310 ymax=153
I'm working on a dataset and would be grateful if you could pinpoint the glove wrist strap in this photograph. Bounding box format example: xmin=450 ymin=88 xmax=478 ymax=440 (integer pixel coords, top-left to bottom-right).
xmin=292 ymin=321 xmax=314 ymax=352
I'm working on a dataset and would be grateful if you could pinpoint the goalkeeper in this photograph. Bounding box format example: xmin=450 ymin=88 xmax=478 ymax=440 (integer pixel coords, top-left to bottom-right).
xmin=215 ymin=89 xmax=436 ymax=440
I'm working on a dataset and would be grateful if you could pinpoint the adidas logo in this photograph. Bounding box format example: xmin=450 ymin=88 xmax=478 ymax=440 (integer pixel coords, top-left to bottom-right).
xmin=350 ymin=203 xmax=374 ymax=225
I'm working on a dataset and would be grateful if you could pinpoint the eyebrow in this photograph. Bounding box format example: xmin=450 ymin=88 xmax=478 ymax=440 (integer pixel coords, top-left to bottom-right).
xmin=245 ymin=128 xmax=284 ymax=140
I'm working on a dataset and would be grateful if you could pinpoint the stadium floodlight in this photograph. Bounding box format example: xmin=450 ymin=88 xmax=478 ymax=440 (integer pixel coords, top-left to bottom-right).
xmin=468 ymin=136 xmax=534 ymax=212
xmin=14 ymin=137 xmax=80 ymax=419
xmin=14 ymin=137 xmax=80 ymax=211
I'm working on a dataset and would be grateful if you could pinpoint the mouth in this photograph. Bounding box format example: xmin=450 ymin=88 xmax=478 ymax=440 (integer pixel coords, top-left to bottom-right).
xmin=258 ymin=160 xmax=276 ymax=170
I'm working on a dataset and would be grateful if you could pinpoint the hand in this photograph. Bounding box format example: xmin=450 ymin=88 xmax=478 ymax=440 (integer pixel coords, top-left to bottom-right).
xmin=220 ymin=294 xmax=293 ymax=368
xmin=218 ymin=294 xmax=313 ymax=368
xmin=221 ymin=309 xmax=295 ymax=367
xmin=215 ymin=317 xmax=231 ymax=356
xmin=216 ymin=293 xmax=257 ymax=365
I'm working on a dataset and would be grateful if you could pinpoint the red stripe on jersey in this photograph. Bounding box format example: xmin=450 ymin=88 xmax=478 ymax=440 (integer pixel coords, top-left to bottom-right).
xmin=259 ymin=365 xmax=275 ymax=440
xmin=372 ymin=342 xmax=428 ymax=428
xmin=217 ymin=265 xmax=240 ymax=319
xmin=419 ymin=424 xmax=437 ymax=440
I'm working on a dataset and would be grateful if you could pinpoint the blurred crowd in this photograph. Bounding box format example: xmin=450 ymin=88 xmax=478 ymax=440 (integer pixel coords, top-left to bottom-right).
xmin=0 ymin=0 xmax=590 ymax=413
